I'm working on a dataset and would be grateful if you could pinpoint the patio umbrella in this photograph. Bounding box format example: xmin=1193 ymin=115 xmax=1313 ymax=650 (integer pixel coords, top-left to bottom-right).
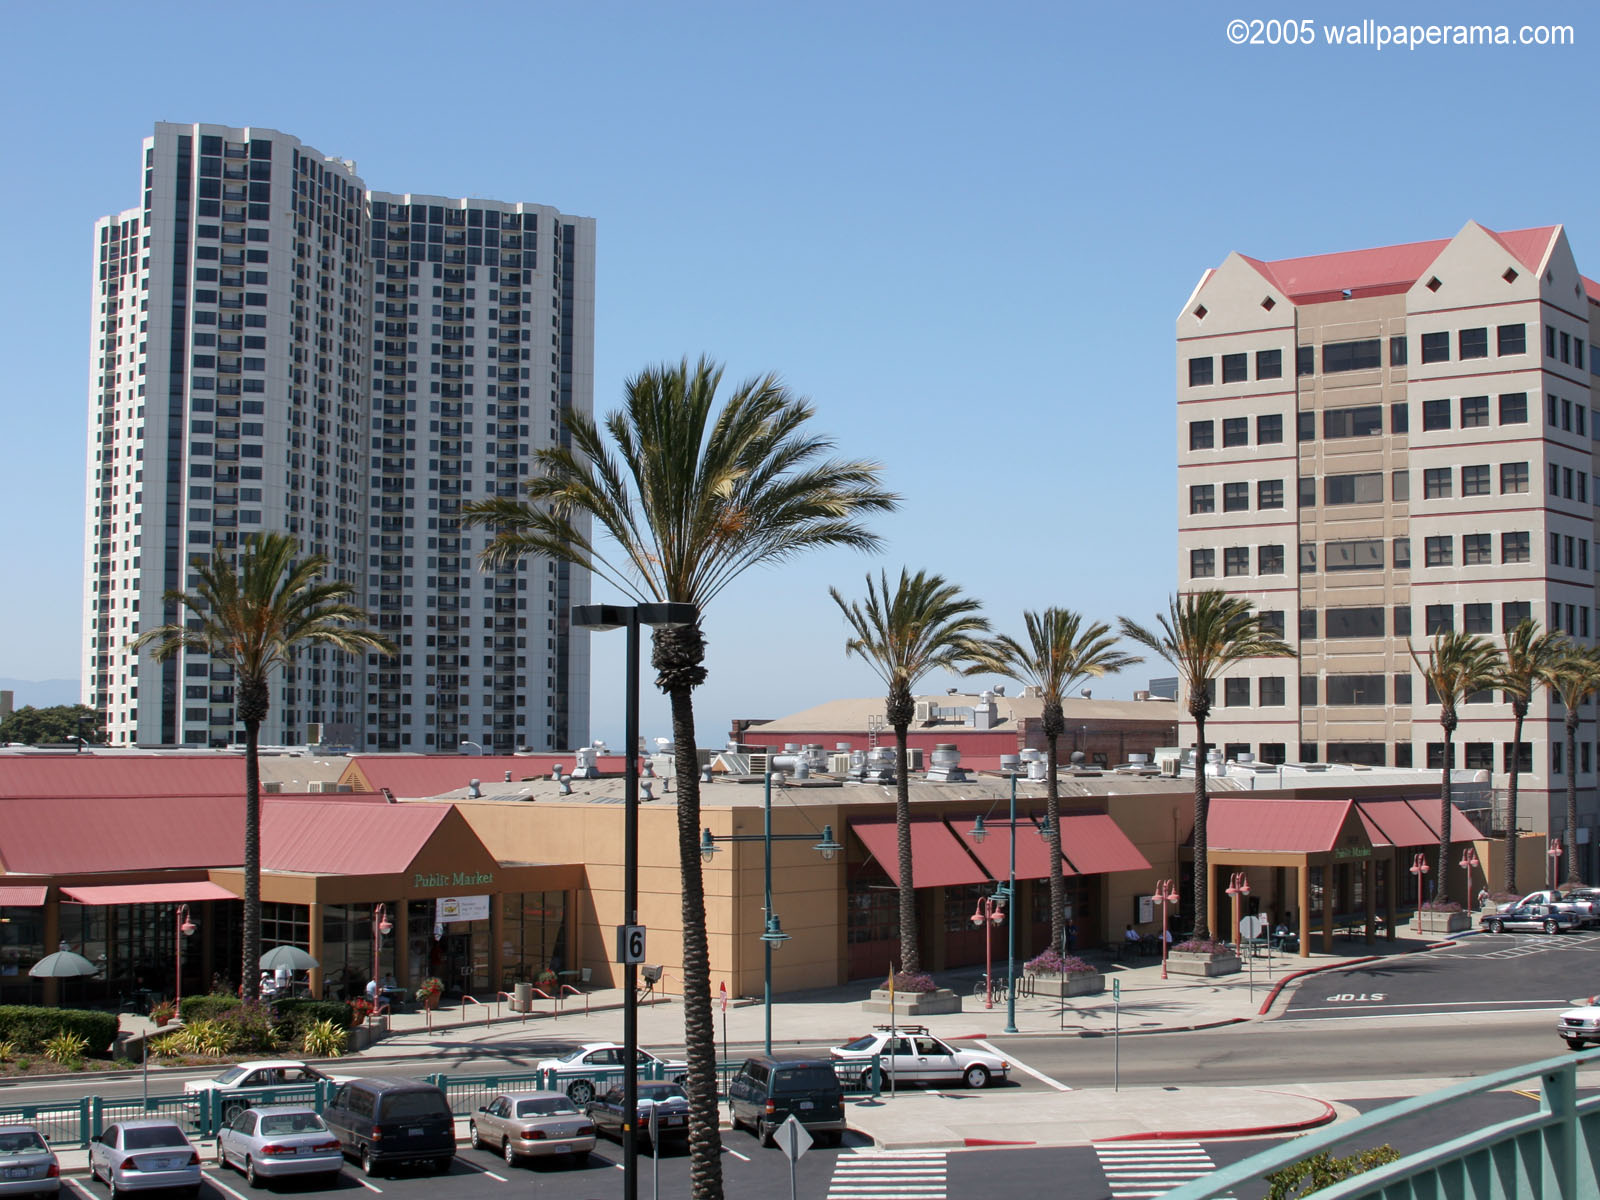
xmin=28 ymin=951 xmax=98 ymax=978
xmin=259 ymin=945 xmax=319 ymax=971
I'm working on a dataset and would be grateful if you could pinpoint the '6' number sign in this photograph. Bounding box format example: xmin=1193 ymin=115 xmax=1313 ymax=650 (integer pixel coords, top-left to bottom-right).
xmin=616 ymin=924 xmax=646 ymax=964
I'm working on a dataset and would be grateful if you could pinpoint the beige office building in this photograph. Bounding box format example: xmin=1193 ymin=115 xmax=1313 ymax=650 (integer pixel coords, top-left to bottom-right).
xmin=1177 ymin=222 xmax=1600 ymax=878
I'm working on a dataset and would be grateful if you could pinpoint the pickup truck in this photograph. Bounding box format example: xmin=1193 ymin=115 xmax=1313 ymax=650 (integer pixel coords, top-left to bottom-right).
xmin=1499 ymin=890 xmax=1599 ymax=928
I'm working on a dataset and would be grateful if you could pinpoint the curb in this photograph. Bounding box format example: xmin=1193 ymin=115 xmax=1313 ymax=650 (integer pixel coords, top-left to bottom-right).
xmin=1095 ymin=1094 xmax=1339 ymax=1142
xmin=1256 ymin=936 xmax=1464 ymax=1016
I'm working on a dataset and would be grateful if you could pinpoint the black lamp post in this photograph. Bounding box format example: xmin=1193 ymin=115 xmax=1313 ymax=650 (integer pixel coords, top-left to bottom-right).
xmin=571 ymin=601 xmax=696 ymax=1200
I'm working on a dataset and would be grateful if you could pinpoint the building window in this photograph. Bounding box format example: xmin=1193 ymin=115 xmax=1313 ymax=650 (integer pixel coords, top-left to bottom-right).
xmin=1224 ymin=677 xmax=1250 ymax=707
xmin=1498 ymin=323 xmax=1526 ymax=355
xmin=1323 ymin=339 xmax=1382 ymax=373
xmin=1390 ymin=336 xmax=1408 ymax=367
xmin=1258 ymin=544 xmax=1284 ymax=575
xmin=1260 ymin=677 xmax=1285 ymax=706
xmin=1463 ymin=534 xmax=1492 ymax=566
xmin=1324 ymin=607 xmax=1383 ymax=639
xmin=1297 ymin=411 xmax=1315 ymax=442
xmin=1297 ymin=346 xmax=1314 ymax=377
xmin=1189 ymin=357 xmax=1214 ymax=386
xmin=1394 ymin=606 xmax=1412 ymax=636
xmin=1424 ymin=536 xmax=1454 ymax=567
xmin=1425 ymin=604 xmax=1454 ymax=634
xmin=1258 ymin=479 xmax=1284 ymax=509
xmin=1549 ymin=395 xmax=1560 ymax=427
xmin=1391 ymin=402 xmax=1409 ymax=434
xmin=1460 ymin=396 xmax=1489 ymax=428
xmin=1189 ymin=420 xmax=1214 ymax=450
xmin=1224 ymin=547 xmax=1250 ymax=576
xmin=1327 ymin=743 xmax=1387 ymax=767
xmin=1221 ymin=353 xmax=1248 ymax=384
xmin=1258 ymin=610 xmax=1286 ymax=639
xmin=1326 ymin=675 xmax=1385 ymax=706
xmin=1190 ymin=548 xmax=1214 ymax=578
xmin=1422 ymin=468 xmax=1452 ymax=499
xmin=1420 ymin=332 xmax=1449 ymax=363
xmin=1395 ymin=744 xmax=1413 ymax=768
xmin=1427 ymin=743 xmax=1455 ymax=770
xmin=1393 ymin=538 xmax=1411 ymax=569
xmin=1501 ymin=462 xmax=1528 ymax=493
xmin=1325 ymin=472 xmax=1384 ymax=505
xmin=1392 ymin=470 xmax=1410 ymax=501
xmin=1299 ymin=608 xmax=1318 ymax=639
xmin=1324 ymin=406 xmax=1384 ymax=438
xmin=1500 ymin=392 xmax=1528 ymax=424
xmin=1422 ymin=399 xmax=1451 ymax=431
xmin=1257 ymin=413 xmax=1283 ymax=443
xmin=1300 ymin=676 xmax=1318 ymax=706
xmin=1326 ymin=538 xmax=1385 ymax=572
xmin=1553 ymin=743 xmax=1564 ymax=776
xmin=1550 ymin=463 xmax=1561 ymax=495
xmin=1547 ymin=326 xmax=1558 ymax=358
xmin=1300 ymin=542 xmax=1317 ymax=572
xmin=1503 ymin=742 xmax=1532 ymax=772
xmin=1459 ymin=328 xmax=1488 ymax=360
xmin=1298 ymin=477 xmax=1317 ymax=508
xmin=1462 ymin=465 xmax=1490 ymax=496
xmin=1222 ymin=417 xmax=1249 ymax=447
xmin=1256 ymin=349 xmax=1282 ymax=380
xmin=1394 ymin=674 xmax=1413 ymax=704
xmin=1260 ymin=743 xmax=1287 ymax=765
xmin=1189 ymin=484 xmax=1215 ymax=514
xmin=1503 ymin=601 xmax=1531 ymax=631
xmin=1463 ymin=602 xmax=1492 ymax=632
xmin=1223 ymin=482 xmax=1249 ymax=512
xmin=1502 ymin=531 xmax=1532 ymax=562
xmin=1465 ymin=743 xmax=1494 ymax=770
xmin=1561 ymin=331 xmax=1571 ymax=364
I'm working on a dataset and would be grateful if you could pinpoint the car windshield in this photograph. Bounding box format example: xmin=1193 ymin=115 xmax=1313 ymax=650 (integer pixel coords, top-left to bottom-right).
xmin=258 ymin=1113 xmax=326 ymax=1136
xmin=514 ymin=1098 xmax=577 ymax=1117
xmin=212 ymin=1067 xmax=249 ymax=1086
xmin=123 ymin=1127 xmax=188 ymax=1150
xmin=638 ymin=1085 xmax=685 ymax=1102
xmin=0 ymin=1133 xmax=46 ymax=1154
xmin=837 ymin=1036 xmax=878 ymax=1052
xmin=381 ymin=1093 xmax=449 ymax=1120
xmin=773 ymin=1067 xmax=839 ymax=1094
xmin=555 ymin=1048 xmax=591 ymax=1063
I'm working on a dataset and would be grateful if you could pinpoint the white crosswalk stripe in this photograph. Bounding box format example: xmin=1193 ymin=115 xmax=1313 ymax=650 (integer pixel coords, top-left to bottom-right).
xmin=1094 ymin=1139 xmax=1231 ymax=1199
xmin=827 ymin=1150 xmax=948 ymax=1199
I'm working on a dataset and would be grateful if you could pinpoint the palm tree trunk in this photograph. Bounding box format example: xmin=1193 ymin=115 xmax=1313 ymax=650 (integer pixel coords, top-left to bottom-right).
xmin=660 ymin=673 xmax=723 ymax=1199
xmin=1436 ymin=724 xmax=1454 ymax=889
xmin=893 ymin=722 xmax=919 ymax=976
xmin=242 ymin=718 xmax=262 ymax=1001
xmin=1505 ymin=707 xmax=1524 ymax=894
xmin=1191 ymin=716 xmax=1209 ymax=941
xmin=1045 ymin=732 xmax=1064 ymax=953
xmin=1567 ymin=713 xmax=1581 ymax=886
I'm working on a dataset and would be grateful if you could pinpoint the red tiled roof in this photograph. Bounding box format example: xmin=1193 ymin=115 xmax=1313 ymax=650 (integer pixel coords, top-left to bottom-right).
xmin=850 ymin=819 xmax=988 ymax=888
xmin=0 ymin=796 xmax=243 ymax=874
xmin=61 ymin=881 xmax=237 ymax=905
xmin=263 ymin=801 xmax=452 ymax=874
xmin=0 ymin=755 xmax=246 ymax=799
xmin=1056 ymin=813 xmax=1152 ymax=875
xmin=1356 ymin=798 xmax=1486 ymax=847
xmin=962 ymin=820 xmax=1069 ymax=881
xmin=0 ymin=886 xmax=47 ymax=906
xmin=1206 ymin=798 xmax=1354 ymax=853
xmin=345 ymin=754 xmax=632 ymax=796
xmin=1584 ymin=276 xmax=1600 ymax=305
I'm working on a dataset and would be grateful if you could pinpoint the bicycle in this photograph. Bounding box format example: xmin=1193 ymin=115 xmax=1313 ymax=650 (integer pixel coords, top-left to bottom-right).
xmin=972 ymin=974 xmax=1008 ymax=1003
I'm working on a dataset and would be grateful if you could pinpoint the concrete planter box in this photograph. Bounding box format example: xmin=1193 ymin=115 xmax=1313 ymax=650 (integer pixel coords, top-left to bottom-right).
xmin=1026 ymin=969 xmax=1105 ymax=998
xmin=861 ymin=987 xmax=962 ymax=1016
xmin=1166 ymin=950 xmax=1240 ymax=978
xmin=1413 ymin=911 xmax=1471 ymax=936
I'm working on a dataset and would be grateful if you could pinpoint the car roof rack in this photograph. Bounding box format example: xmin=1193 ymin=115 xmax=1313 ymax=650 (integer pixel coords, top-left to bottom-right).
xmin=874 ymin=1023 xmax=928 ymax=1034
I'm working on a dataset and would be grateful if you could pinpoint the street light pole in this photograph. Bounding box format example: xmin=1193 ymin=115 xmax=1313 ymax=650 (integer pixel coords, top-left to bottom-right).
xmin=1152 ymin=879 xmax=1180 ymax=980
xmin=1458 ymin=847 xmax=1480 ymax=909
xmin=964 ymin=772 xmax=1020 ymax=1033
xmin=371 ymin=903 xmax=392 ymax=1006
xmin=175 ymin=905 xmax=196 ymax=1011
xmin=1549 ymin=839 xmax=1564 ymax=891
xmin=1410 ymin=852 xmax=1430 ymax=918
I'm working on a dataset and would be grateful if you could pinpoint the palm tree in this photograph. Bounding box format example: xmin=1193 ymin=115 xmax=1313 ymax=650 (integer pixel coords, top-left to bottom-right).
xmin=830 ymin=570 xmax=989 ymax=975
xmin=1119 ymin=591 xmax=1293 ymax=940
xmin=971 ymin=610 xmax=1142 ymax=953
xmin=1541 ymin=641 xmax=1600 ymax=887
xmin=1408 ymin=631 xmax=1504 ymax=887
xmin=463 ymin=357 xmax=895 ymax=1200
xmin=1498 ymin=620 xmax=1563 ymax=894
xmin=130 ymin=532 xmax=393 ymax=1000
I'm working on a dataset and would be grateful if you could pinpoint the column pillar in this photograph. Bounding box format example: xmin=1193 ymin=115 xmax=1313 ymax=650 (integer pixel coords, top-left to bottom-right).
xmin=396 ymin=901 xmax=411 ymax=987
xmin=1363 ymin=858 xmax=1376 ymax=945
xmin=1385 ymin=854 xmax=1397 ymax=941
xmin=307 ymin=901 xmax=324 ymax=1000
xmin=1320 ymin=861 xmax=1334 ymax=954
xmin=489 ymin=892 xmax=504 ymax=995
xmin=42 ymin=896 xmax=60 ymax=1007
xmin=1297 ymin=865 xmax=1311 ymax=959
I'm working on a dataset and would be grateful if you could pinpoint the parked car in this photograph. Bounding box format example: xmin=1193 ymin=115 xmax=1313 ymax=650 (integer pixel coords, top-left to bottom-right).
xmin=727 ymin=1055 xmax=847 ymax=1148
xmin=0 ymin=1125 xmax=60 ymax=1198
xmin=88 ymin=1121 xmax=202 ymax=1200
xmin=184 ymin=1060 xmax=346 ymax=1121
xmin=469 ymin=1091 xmax=595 ymax=1165
xmin=532 ymin=1042 xmax=687 ymax=1105
xmin=1557 ymin=998 xmax=1600 ymax=1049
xmin=830 ymin=1025 xmax=1010 ymax=1088
xmin=322 ymin=1078 xmax=454 ymax=1176
xmin=1480 ymin=903 xmax=1579 ymax=935
xmin=1500 ymin=890 xmax=1600 ymax=928
xmin=584 ymin=1082 xmax=689 ymax=1147
xmin=218 ymin=1106 xmax=344 ymax=1187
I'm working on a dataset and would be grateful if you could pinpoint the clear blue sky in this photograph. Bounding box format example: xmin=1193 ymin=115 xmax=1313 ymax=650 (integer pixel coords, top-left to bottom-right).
xmin=0 ymin=1 xmax=1589 ymax=751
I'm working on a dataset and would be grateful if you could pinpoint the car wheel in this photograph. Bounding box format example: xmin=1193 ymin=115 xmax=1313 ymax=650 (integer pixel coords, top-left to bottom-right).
xmin=758 ymin=1120 xmax=775 ymax=1148
xmin=502 ymin=1139 xmax=518 ymax=1167
xmin=1546 ymin=918 xmax=1560 ymax=934
xmin=1488 ymin=919 xmax=1504 ymax=933
xmin=245 ymin=1156 xmax=261 ymax=1189
xmin=963 ymin=1063 xmax=991 ymax=1089
xmin=567 ymin=1080 xmax=595 ymax=1105
xmin=106 ymin=1175 xmax=119 ymax=1200
xmin=360 ymin=1146 xmax=377 ymax=1177
xmin=1565 ymin=1037 xmax=1585 ymax=1050
xmin=469 ymin=1122 xmax=483 ymax=1151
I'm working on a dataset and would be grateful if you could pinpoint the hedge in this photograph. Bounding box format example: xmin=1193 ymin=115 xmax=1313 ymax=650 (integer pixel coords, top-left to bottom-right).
xmin=179 ymin=994 xmax=242 ymax=1023
xmin=0 ymin=1005 xmax=119 ymax=1055
xmin=271 ymin=999 xmax=355 ymax=1034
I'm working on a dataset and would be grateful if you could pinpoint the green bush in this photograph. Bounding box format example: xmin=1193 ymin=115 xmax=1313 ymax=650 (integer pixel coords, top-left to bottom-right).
xmin=0 ymin=1006 xmax=118 ymax=1055
xmin=218 ymin=1003 xmax=280 ymax=1054
xmin=1265 ymin=1145 xmax=1401 ymax=1198
xmin=179 ymin=995 xmax=241 ymax=1023
xmin=272 ymin=999 xmax=355 ymax=1037
xmin=43 ymin=1030 xmax=89 ymax=1067
xmin=302 ymin=1019 xmax=347 ymax=1058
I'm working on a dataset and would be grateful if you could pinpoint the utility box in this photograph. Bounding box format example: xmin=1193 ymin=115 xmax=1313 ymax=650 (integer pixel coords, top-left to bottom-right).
xmin=513 ymin=982 xmax=532 ymax=1012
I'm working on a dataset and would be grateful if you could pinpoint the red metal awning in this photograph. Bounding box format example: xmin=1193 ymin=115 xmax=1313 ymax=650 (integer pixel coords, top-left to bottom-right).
xmin=962 ymin=821 xmax=1072 ymax=880
xmin=0 ymin=886 xmax=47 ymax=906
xmin=1356 ymin=799 xmax=1485 ymax=847
xmin=1054 ymin=814 xmax=1152 ymax=875
xmin=59 ymin=881 xmax=237 ymax=905
xmin=850 ymin=819 xmax=989 ymax=888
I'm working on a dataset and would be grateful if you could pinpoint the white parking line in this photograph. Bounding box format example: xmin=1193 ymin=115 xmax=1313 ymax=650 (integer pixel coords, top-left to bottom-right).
xmin=352 ymin=1175 xmax=383 ymax=1192
xmin=723 ymin=1146 xmax=751 ymax=1162
xmin=974 ymin=1039 xmax=1069 ymax=1091
xmin=202 ymin=1168 xmax=253 ymax=1200
xmin=453 ymin=1159 xmax=508 ymax=1183
xmin=64 ymin=1179 xmax=97 ymax=1200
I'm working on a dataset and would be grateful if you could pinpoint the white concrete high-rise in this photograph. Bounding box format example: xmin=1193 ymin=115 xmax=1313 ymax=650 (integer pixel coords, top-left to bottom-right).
xmin=83 ymin=123 xmax=593 ymax=752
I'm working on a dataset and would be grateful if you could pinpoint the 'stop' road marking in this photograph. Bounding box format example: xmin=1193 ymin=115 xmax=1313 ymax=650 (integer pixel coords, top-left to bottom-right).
xmin=974 ymin=1039 xmax=1069 ymax=1091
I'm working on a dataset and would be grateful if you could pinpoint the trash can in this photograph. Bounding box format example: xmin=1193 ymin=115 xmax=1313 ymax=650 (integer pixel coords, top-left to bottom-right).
xmin=514 ymin=981 xmax=532 ymax=1013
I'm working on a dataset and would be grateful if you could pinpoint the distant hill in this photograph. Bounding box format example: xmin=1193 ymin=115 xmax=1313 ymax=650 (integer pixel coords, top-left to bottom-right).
xmin=0 ymin=678 xmax=81 ymax=709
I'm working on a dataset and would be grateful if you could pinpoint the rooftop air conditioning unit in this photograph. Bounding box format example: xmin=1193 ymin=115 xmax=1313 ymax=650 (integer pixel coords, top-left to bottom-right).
xmin=829 ymin=753 xmax=853 ymax=775
xmin=748 ymin=751 xmax=769 ymax=776
xmin=913 ymin=701 xmax=933 ymax=722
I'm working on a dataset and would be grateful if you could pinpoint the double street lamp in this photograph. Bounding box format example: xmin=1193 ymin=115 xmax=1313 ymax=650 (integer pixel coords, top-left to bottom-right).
xmin=699 ymin=769 xmax=842 ymax=1055
xmin=572 ymin=601 xmax=697 ymax=1200
xmin=174 ymin=904 xmax=196 ymax=1011
xmin=371 ymin=903 xmax=393 ymax=1007
xmin=964 ymin=771 xmax=1040 ymax=1036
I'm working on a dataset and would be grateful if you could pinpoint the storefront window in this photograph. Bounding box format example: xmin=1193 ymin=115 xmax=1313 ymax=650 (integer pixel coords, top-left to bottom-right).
xmin=320 ymin=902 xmax=391 ymax=1001
xmin=846 ymin=876 xmax=895 ymax=945
xmin=500 ymin=891 xmax=567 ymax=988
xmin=943 ymin=884 xmax=989 ymax=932
xmin=0 ymin=907 xmax=45 ymax=997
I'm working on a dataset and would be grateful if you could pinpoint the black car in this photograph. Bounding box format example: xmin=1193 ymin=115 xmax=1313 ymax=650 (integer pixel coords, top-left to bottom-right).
xmin=322 ymin=1078 xmax=455 ymax=1176
xmin=584 ymin=1083 xmax=689 ymax=1146
xmin=727 ymin=1056 xmax=846 ymax=1148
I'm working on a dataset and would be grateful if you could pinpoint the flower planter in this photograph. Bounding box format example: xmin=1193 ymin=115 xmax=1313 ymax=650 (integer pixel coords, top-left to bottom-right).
xmin=1026 ymin=969 xmax=1105 ymax=998
xmin=1165 ymin=950 xmax=1241 ymax=978
xmin=861 ymin=987 xmax=962 ymax=1016
xmin=1412 ymin=911 xmax=1471 ymax=936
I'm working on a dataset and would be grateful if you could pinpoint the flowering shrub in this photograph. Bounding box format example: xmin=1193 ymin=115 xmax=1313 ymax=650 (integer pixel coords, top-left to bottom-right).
xmin=1173 ymin=938 xmax=1233 ymax=954
xmin=1420 ymin=900 xmax=1463 ymax=912
xmin=1024 ymin=949 xmax=1094 ymax=975
xmin=415 ymin=977 xmax=444 ymax=1006
xmin=347 ymin=998 xmax=374 ymax=1028
xmin=884 ymin=971 xmax=936 ymax=994
xmin=537 ymin=968 xmax=559 ymax=987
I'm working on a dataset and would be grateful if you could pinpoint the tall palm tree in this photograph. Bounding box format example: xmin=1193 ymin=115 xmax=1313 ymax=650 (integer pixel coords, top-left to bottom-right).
xmin=1541 ymin=641 xmax=1600 ymax=887
xmin=1409 ymin=631 xmax=1504 ymax=887
xmin=130 ymin=532 xmax=393 ymax=1000
xmin=831 ymin=570 xmax=988 ymax=975
xmin=463 ymin=357 xmax=894 ymax=1200
xmin=971 ymin=609 xmax=1142 ymax=953
xmin=1119 ymin=591 xmax=1293 ymax=940
xmin=1498 ymin=620 xmax=1564 ymax=894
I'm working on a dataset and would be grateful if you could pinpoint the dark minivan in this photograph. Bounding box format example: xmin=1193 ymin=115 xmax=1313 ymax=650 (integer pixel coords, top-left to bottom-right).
xmin=323 ymin=1078 xmax=455 ymax=1176
xmin=727 ymin=1056 xmax=846 ymax=1147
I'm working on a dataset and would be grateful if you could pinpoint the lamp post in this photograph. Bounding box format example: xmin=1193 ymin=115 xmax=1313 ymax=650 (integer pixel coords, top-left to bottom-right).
xmin=371 ymin=903 xmax=393 ymax=1003
xmin=1549 ymin=839 xmax=1564 ymax=891
xmin=1225 ymin=872 xmax=1250 ymax=948
xmin=175 ymin=904 xmax=196 ymax=1011
xmin=1410 ymin=852 xmax=1430 ymax=916
xmin=700 ymin=770 xmax=842 ymax=1055
xmin=964 ymin=770 xmax=1022 ymax=1033
xmin=572 ymin=602 xmax=696 ymax=1200
xmin=1458 ymin=847 xmax=1480 ymax=910
xmin=1152 ymin=879 xmax=1180 ymax=980
xmin=970 ymin=895 xmax=1005 ymax=1009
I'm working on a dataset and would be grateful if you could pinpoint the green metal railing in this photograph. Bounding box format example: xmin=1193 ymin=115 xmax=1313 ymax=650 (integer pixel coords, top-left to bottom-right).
xmin=1164 ymin=1050 xmax=1600 ymax=1199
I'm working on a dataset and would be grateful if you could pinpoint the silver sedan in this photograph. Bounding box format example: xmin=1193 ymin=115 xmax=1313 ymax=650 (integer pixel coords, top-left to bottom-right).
xmin=219 ymin=1108 xmax=344 ymax=1187
xmin=469 ymin=1092 xmax=596 ymax=1166
xmin=88 ymin=1121 xmax=201 ymax=1200
xmin=0 ymin=1126 xmax=59 ymax=1198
